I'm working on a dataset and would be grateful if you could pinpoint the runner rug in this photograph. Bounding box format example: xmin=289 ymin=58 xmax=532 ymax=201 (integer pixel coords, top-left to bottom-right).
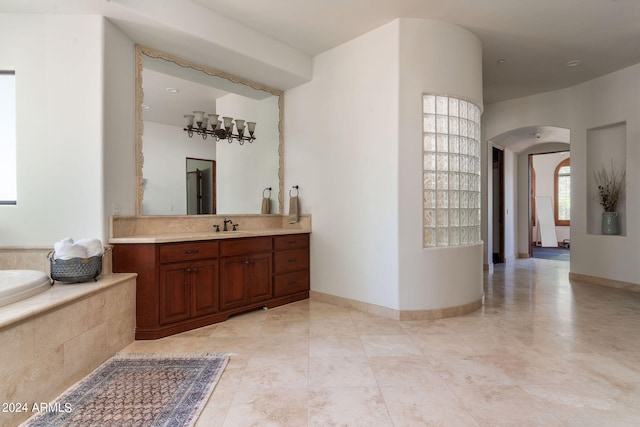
xmin=21 ymin=352 xmax=229 ymax=427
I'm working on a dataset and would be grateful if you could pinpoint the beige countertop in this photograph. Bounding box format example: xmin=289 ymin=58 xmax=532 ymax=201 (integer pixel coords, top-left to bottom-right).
xmin=108 ymin=228 xmax=310 ymax=244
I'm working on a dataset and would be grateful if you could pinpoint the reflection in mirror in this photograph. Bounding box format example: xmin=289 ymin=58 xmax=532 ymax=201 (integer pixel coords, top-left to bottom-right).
xmin=186 ymin=158 xmax=215 ymax=215
xmin=135 ymin=46 xmax=284 ymax=216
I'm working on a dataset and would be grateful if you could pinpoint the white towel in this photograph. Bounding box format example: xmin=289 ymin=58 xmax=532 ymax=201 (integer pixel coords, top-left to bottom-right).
xmin=261 ymin=197 xmax=271 ymax=214
xmin=76 ymin=238 xmax=104 ymax=258
xmin=288 ymin=195 xmax=299 ymax=224
xmin=53 ymin=241 xmax=88 ymax=260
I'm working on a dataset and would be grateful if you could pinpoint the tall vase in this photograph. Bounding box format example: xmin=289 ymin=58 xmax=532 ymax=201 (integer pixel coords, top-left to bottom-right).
xmin=602 ymin=212 xmax=620 ymax=235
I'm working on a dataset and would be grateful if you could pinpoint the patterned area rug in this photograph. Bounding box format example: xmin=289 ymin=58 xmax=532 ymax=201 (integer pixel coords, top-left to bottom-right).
xmin=21 ymin=353 xmax=228 ymax=427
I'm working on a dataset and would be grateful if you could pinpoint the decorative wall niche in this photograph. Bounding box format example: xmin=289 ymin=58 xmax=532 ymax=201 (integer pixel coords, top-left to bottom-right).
xmin=586 ymin=121 xmax=627 ymax=236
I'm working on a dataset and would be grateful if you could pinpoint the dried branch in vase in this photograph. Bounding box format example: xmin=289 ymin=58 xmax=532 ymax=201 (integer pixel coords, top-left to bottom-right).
xmin=594 ymin=161 xmax=626 ymax=212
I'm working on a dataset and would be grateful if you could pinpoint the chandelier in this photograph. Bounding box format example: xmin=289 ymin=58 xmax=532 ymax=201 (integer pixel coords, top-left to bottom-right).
xmin=183 ymin=111 xmax=256 ymax=144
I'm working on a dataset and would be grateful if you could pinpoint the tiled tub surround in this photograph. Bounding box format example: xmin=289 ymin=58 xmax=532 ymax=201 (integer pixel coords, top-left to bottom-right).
xmin=0 ymin=273 xmax=136 ymax=427
xmin=110 ymin=214 xmax=311 ymax=242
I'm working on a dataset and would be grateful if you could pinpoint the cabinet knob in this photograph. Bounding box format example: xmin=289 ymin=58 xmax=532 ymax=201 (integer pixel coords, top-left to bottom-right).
xmin=184 ymin=249 xmax=199 ymax=254
xmin=193 ymin=267 xmax=199 ymax=273
xmin=186 ymin=268 xmax=192 ymax=272
xmin=244 ymin=259 xmax=250 ymax=265
xmin=288 ymin=259 xmax=295 ymax=263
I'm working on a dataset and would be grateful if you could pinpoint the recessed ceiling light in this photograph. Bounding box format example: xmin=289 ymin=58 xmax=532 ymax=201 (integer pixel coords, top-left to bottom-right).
xmin=565 ymin=59 xmax=582 ymax=67
xmin=497 ymin=59 xmax=506 ymax=64
xmin=165 ymin=87 xmax=179 ymax=93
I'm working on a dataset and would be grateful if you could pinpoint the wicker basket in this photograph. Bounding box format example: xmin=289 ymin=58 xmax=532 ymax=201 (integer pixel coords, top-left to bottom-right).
xmin=49 ymin=252 xmax=103 ymax=283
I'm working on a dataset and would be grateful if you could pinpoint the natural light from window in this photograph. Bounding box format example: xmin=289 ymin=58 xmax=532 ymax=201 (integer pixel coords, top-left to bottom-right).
xmin=0 ymin=71 xmax=17 ymax=204
xmin=555 ymin=157 xmax=570 ymax=226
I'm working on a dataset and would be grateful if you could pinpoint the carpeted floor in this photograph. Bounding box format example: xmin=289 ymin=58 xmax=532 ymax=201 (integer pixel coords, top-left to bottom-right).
xmin=532 ymin=245 xmax=570 ymax=261
xmin=21 ymin=353 xmax=228 ymax=427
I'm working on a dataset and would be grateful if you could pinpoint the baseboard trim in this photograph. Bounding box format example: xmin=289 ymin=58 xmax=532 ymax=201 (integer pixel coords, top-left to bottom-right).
xmin=310 ymin=291 xmax=483 ymax=321
xmin=569 ymin=272 xmax=640 ymax=293
xmin=517 ymin=253 xmax=530 ymax=259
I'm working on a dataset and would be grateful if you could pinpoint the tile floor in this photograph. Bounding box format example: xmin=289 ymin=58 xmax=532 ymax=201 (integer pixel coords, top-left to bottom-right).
xmin=122 ymin=258 xmax=640 ymax=426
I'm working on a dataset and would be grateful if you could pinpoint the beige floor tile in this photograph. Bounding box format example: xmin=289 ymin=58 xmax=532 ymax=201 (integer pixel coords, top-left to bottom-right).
xmin=308 ymin=335 xmax=366 ymax=357
xmin=250 ymin=335 xmax=309 ymax=359
xmin=523 ymin=382 xmax=640 ymax=426
xmin=360 ymin=334 xmax=422 ymax=357
xmin=239 ymin=357 xmax=309 ymax=389
xmin=308 ymin=318 xmax=358 ymax=336
xmin=380 ymin=385 xmax=479 ymax=426
xmin=410 ymin=332 xmax=478 ymax=356
xmin=368 ymin=356 xmax=447 ymax=387
xmin=429 ymin=355 xmax=516 ymax=386
xmin=52 ymin=257 xmax=640 ymax=425
xmin=450 ymin=385 xmax=565 ymax=426
xmin=260 ymin=319 xmax=310 ymax=336
xmin=308 ymin=356 xmax=378 ymax=387
xmin=308 ymin=387 xmax=392 ymax=427
xmin=222 ymin=388 xmax=309 ymax=427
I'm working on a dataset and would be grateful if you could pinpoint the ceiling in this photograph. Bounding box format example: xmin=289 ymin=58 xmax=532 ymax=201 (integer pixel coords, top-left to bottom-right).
xmin=193 ymin=0 xmax=640 ymax=104
xmin=2 ymin=0 xmax=640 ymax=105
xmin=490 ymin=126 xmax=571 ymax=152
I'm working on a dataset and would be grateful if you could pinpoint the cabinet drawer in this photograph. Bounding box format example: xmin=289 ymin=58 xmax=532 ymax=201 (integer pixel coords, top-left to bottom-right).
xmin=159 ymin=241 xmax=219 ymax=263
xmin=274 ymin=234 xmax=309 ymax=250
xmin=274 ymin=270 xmax=309 ymax=297
xmin=220 ymin=237 xmax=272 ymax=257
xmin=274 ymin=248 xmax=309 ymax=274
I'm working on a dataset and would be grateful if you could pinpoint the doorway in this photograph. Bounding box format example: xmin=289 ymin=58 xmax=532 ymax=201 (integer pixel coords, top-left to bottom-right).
xmin=529 ymin=151 xmax=570 ymax=260
xmin=186 ymin=157 xmax=216 ymax=214
xmin=492 ymin=147 xmax=505 ymax=263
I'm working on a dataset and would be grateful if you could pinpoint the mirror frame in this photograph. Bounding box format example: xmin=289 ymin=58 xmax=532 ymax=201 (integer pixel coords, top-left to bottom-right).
xmin=135 ymin=45 xmax=284 ymax=216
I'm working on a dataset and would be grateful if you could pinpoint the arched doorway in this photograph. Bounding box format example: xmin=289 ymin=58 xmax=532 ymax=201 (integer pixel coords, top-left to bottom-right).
xmin=486 ymin=126 xmax=570 ymax=265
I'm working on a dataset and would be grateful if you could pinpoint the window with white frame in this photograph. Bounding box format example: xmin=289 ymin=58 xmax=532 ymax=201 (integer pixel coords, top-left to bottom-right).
xmin=422 ymin=94 xmax=482 ymax=247
xmin=0 ymin=71 xmax=17 ymax=205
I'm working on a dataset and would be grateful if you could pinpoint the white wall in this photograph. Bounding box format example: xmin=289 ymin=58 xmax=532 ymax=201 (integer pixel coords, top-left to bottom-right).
xmin=285 ymin=20 xmax=400 ymax=308
xmin=484 ymin=63 xmax=640 ymax=286
xmin=0 ymin=15 xmax=106 ymax=246
xmin=216 ymin=94 xmax=280 ymax=214
xmin=397 ymin=19 xmax=484 ymax=310
xmin=503 ymin=149 xmax=517 ymax=260
xmin=286 ymin=19 xmax=484 ymax=312
xmin=142 ymin=121 xmax=216 ymax=215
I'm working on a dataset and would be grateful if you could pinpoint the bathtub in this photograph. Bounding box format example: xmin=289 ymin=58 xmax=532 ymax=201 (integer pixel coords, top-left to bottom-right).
xmin=0 ymin=270 xmax=52 ymax=308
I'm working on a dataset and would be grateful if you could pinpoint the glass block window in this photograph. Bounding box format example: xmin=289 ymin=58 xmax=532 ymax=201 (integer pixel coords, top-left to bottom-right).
xmin=423 ymin=95 xmax=481 ymax=247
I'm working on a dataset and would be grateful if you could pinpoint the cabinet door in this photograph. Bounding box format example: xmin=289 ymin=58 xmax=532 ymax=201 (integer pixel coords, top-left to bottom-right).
xmin=247 ymin=252 xmax=273 ymax=303
xmin=191 ymin=259 xmax=219 ymax=318
xmin=159 ymin=263 xmax=191 ymax=325
xmin=220 ymin=255 xmax=249 ymax=311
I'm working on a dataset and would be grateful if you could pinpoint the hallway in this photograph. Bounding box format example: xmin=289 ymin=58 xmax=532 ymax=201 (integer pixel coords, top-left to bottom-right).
xmin=122 ymin=258 xmax=640 ymax=426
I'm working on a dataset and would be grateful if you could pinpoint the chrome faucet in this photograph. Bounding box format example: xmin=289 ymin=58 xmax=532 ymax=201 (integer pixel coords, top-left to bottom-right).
xmin=223 ymin=219 xmax=233 ymax=231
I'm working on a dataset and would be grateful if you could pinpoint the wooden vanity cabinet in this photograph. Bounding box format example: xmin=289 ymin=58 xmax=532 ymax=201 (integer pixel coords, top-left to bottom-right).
xmin=273 ymin=234 xmax=310 ymax=297
xmin=159 ymin=258 xmax=219 ymax=325
xmin=113 ymin=240 xmax=221 ymax=339
xmin=219 ymin=237 xmax=272 ymax=311
xmin=112 ymin=233 xmax=310 ymax=340
xmin=158 ymin=241 xmax=220 ymax=325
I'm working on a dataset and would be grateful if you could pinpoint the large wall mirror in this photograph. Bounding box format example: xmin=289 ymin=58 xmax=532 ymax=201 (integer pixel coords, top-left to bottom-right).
xmin=135 ymin=45 xmax=284 ymax=216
